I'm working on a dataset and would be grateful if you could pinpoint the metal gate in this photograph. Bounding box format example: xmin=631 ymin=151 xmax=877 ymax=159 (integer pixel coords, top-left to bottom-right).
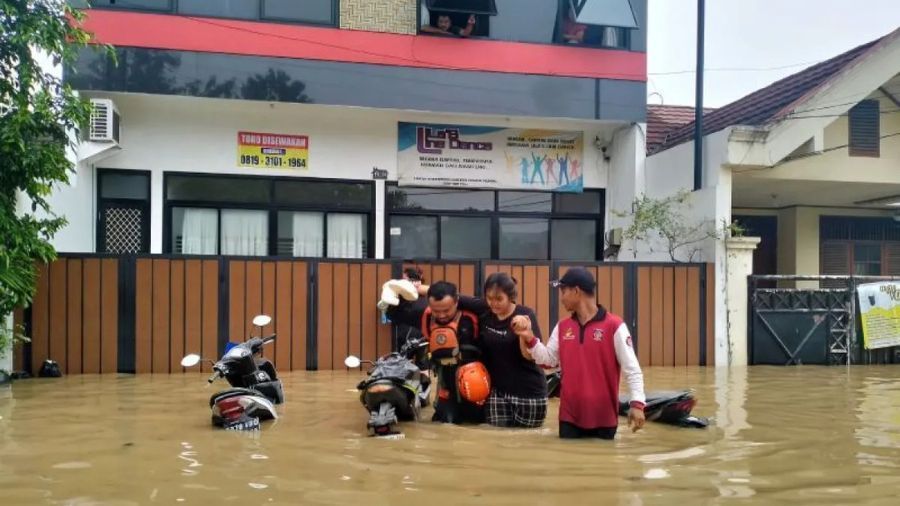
xmin=749 ymin=275 xmax=900 ymax=365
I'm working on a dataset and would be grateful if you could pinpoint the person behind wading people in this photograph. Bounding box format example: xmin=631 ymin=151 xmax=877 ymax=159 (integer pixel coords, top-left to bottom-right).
xmin=517 ymin=267 xmax=646 ymax=439
xmin=389 ymin=267 xmax=427 ymax=352
xmin=417 ymin=272 xmax=548 ymax=428
xmin=378 ymin=279 xmax=486 ymax=425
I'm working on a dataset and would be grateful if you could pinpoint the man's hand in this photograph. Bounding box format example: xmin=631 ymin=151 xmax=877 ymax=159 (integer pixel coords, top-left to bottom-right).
xmin=628 ymin=407 xmax=645 ymax=432
xmin=511 ymin=315 xmax=531 ymax=334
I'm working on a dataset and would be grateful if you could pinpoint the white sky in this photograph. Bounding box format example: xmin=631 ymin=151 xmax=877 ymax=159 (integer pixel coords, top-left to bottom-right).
xmin=647 ymin=0 xmax=900 ymax=107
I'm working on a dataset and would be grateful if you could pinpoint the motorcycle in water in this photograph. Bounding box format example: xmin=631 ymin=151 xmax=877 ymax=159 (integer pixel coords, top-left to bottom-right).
xmin=344 ymin=337 xmax=432 ymax=438
xmin=545 ymin=371 xmax=709 ymax=428
xmin=181 ymin=314 xmax=285 ymax=431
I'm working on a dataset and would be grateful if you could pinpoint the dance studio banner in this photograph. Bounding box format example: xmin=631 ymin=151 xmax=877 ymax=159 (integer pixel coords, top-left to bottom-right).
xmin=397 ymin=122 xmax=584 ymax=192
xmin=857 ymin=281 xmax=900 ymax=350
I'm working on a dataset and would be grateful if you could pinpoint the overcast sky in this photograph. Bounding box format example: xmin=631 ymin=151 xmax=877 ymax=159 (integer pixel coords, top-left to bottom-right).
xmin=647 ymin=0 xmax=900 ymax=108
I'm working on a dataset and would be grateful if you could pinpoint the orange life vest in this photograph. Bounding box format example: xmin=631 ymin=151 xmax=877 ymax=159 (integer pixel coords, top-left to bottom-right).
xmin=420 ymin=308 xmax=479 ymax=365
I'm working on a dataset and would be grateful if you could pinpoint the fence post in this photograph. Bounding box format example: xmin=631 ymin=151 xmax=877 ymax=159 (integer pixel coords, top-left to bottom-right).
xmin=306 ymin=261 xmax=318 ymax=371
xmin=217 ymin=257 xmax=229 ymax=358
xmin=117 ymin=255 xmax=137 ymax=374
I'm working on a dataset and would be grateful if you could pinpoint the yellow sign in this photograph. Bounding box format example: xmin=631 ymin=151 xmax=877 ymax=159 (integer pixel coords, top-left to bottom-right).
xmin=237 ymin=131 xmax=308 ymax=169
xmin=858 ymin=282 xmax=900 ymax=349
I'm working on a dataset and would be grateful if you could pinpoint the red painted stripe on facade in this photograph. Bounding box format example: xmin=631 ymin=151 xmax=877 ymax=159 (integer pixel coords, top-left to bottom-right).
xmin=80 ymin=10 xmax=646 ymax=82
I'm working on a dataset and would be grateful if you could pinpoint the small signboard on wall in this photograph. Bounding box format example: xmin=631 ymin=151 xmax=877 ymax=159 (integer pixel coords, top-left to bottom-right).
xmin=237 ymin=131 xmax=308 ymax=169
xmin=857 ymin=281 xmax=900 ymax=349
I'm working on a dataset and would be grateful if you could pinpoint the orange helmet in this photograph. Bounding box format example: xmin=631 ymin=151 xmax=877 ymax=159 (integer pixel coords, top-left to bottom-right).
xmin=456 ymin=362 xmax=491 ymax=405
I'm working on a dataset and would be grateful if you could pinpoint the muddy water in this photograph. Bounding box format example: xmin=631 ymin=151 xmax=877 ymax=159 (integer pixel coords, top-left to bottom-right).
xmin=3 ymin=366 xmax=900 ymax=505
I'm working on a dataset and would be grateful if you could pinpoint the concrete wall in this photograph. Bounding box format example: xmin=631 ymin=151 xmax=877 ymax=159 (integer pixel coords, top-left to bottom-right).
xmin=46 ymin=92 xmax=630 ymax=257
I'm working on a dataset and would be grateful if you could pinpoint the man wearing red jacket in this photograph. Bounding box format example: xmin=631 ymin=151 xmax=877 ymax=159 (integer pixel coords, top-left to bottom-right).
xmin=514 ymin=267 xmax=646 ymax=439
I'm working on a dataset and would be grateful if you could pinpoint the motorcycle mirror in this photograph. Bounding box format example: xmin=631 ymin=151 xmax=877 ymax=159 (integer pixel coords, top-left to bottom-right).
xmin=252 ymin=314 xmax=272 ymax=328
xmin=344 ymin=355 xmax=361 ymax=368
xmin=181 ymin=354 xmax=202 ymax=367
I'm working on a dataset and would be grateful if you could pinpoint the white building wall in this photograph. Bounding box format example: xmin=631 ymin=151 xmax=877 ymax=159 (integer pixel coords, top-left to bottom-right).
xmin=47 ymin=92 xmax=633 ymax=256
xmin=640 ymin=129 xmax=734 ymax=366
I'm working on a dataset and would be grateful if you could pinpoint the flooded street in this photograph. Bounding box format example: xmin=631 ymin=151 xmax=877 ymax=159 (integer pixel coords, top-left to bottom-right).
xmin=3 ymin=366 xmax=900 ymax=505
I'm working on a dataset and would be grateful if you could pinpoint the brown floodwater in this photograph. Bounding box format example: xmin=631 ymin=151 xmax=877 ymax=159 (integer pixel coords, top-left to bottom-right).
xmin=2 ymin=366 xmax=900 ymax=505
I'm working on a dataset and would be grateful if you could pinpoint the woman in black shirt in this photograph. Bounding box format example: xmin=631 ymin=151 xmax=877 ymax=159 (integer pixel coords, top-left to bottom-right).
xmin=419 ymin=272 xmax=548 ymax=428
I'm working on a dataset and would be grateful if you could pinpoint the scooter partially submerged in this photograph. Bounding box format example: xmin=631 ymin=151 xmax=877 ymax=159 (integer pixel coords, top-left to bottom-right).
xmin=182 ymin=314 xmax=284 ymax=431
xmin=345 ymin=337 xmax=432 ymax=438
xmin=545 ymin=371 xmax=709 ymax=428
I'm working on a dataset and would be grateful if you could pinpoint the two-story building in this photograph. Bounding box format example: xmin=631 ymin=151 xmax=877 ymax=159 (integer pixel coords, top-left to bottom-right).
xmin=55 ymin=0 xmax=648 ymax=263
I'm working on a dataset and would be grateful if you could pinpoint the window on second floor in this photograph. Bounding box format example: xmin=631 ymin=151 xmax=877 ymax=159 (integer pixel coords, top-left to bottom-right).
xmin=418 ymin=0 xmax=637 ymax=50
xmin=848 ymin=99 xmax=880 ymax=158
xmin=85 ymin=0 xmax=338 ymax=27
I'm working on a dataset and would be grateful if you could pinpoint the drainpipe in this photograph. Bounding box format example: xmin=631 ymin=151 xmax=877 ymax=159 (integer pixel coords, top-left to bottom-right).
xmin=693 ymin=0 xmax=705 ymax=191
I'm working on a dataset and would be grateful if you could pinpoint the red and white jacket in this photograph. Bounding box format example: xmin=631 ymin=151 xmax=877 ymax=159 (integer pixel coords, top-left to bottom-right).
xmin=527 ymin=307 xmax=645 ymax=429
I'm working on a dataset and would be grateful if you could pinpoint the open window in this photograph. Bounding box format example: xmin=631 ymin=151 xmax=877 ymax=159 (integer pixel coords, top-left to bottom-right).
xmin=560 ymin=0 xmax=636 ymax=49
xmin=421 ymin=0 xmax=497 ymax=38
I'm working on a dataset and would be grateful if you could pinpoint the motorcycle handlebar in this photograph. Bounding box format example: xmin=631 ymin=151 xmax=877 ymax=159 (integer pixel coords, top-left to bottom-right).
xmin=262 ymin=334 xmax=276 ymax=344
xmin=207 ymin=371 xmax=220 ymax=383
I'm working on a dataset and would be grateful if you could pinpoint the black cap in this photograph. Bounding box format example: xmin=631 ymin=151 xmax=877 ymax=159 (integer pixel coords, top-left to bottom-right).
xmin=550 ymin=267 xmax=595 ymax=294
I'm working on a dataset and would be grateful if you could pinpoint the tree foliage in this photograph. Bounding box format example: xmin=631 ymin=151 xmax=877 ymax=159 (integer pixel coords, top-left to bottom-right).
xmin=0 ymin=1 xmax=105 ymax=359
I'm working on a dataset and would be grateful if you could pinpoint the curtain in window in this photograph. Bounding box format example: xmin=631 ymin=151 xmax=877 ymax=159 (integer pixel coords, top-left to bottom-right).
xmin=221 ymin=209 xmax=268 ymax=256
xmin=292 ymin=212 xmax=324 ymax=257
xmin=327 ymin=214 xmax=365 ymax=258
xmin=180 ymin=208 xmax=218 ymax=254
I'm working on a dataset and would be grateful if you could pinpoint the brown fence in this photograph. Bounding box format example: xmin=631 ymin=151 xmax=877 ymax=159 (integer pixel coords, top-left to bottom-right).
xmin=15 ymin=256 xmax=715 ymax=374
xmin=227 ymin=259 xmax=310 ymax=373
xmin=22 ymin=258 xmax=119 ymax=375
xmin=134 ymin=258 xmax=219 ymax=374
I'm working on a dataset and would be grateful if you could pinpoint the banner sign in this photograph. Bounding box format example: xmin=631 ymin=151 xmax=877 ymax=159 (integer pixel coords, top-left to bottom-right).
xmin=237 ymin=131 xmax=308 ymax=169
xmin=397 ymin=122 xmax=584 ymax=192
xmin=857 ymin=281 xmax=900 ymax=349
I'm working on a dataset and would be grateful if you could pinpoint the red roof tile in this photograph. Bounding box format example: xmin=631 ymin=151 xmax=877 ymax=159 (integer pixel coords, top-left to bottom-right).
xmin=646 ymin=105 xmax=714 ymax=153
xmin=650 ymin=32 xmax=895 ymax=155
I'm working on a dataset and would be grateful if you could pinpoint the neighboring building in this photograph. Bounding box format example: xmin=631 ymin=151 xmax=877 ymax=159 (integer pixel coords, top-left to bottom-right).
xmin=642 ymin=28 xmax=900 ymax=365
xmin=49 ymin=0 xmax=649 ymax=263
xmin=646 ymin=104 xmax=714 ymax=154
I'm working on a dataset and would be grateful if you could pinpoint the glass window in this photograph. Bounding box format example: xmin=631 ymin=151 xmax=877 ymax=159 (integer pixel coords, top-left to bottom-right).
xmin=388 ymin=187 xmax=494 ymax=212
xmin=853 ymin=244 xmax=882 ymax=276
xmin=100 ymin=171 xmax=149 ymax=200
xmin=498 ymin=192 xmax=552 ymax=213
xmin=554 ymin=192 xmax=602 ymax=213
xmin=91 ymin=0 xmax=172 ymax=11
xmin=278 ymin=211 xmax=323 ymax=257
xmin=552 ymin=219 xmax=596 ymax=260
xmin=390 ymin=216 xmax=438 ymax=259
xmin=327 ymin=214 xmax=367 ymax=259
xmin=499 ymin=218 xmax=548 ymax=260
xmin=178 ymin=0 xmax=258 ymax=19
xmin=262 ymin=0 xmax=335 ymax=24
xmin=441 ymin=217 xmax=491 ymax=259
xmin=274 ymin=180 xmax=372 ymax=209
xmin=167 ymin=175 xmax=270 ymax=204
xmin=220 ymin=209 xmax=268 ymax=256
xmin=172 ymin=207 xmax=218 ymax=255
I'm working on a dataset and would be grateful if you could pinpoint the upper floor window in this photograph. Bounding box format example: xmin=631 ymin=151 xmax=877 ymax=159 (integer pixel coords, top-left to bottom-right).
xmin=418 ymin=0 xmax=637 ymax=50
xmin=848 ymin=99 xmax=880 ymax=158
xmin=85 ymin=0 xmax=338 ymax=27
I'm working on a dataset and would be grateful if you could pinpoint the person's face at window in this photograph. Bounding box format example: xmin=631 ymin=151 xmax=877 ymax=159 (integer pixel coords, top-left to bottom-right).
xmin=437 ymin=15 xmax=452 ymax=31
xmin=429 ymin=295 xmax=458 ymax=325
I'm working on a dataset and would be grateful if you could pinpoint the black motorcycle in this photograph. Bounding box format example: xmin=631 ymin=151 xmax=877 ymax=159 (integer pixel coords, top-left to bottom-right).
xmin=345 ymin=337 xmax=432 ymax=438
xmin=182 ymin=314 xmax=284 ymax=431
xmin=546 ymin=371 xmax=709 ymax=428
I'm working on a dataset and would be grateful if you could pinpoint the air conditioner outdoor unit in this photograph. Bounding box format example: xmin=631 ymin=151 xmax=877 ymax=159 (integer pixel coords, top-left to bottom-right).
xmin=89 ymin=98 xmax=120 ymax=143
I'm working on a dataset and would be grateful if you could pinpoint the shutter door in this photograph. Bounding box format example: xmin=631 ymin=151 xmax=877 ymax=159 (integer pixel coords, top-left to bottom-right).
xmin=821 ymin=241 xmax=850 ymax=288
xmin=885 ymin=242 xmax=900 ymax=276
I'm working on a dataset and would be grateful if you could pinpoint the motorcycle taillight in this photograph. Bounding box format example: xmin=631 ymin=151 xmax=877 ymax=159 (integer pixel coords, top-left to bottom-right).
xmin=214 ymin=397 xmax=250 ymax=421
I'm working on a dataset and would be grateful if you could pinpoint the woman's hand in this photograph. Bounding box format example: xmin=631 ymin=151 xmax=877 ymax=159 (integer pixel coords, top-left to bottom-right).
xmin=511 ymin=315 xmax=531 ymax=335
